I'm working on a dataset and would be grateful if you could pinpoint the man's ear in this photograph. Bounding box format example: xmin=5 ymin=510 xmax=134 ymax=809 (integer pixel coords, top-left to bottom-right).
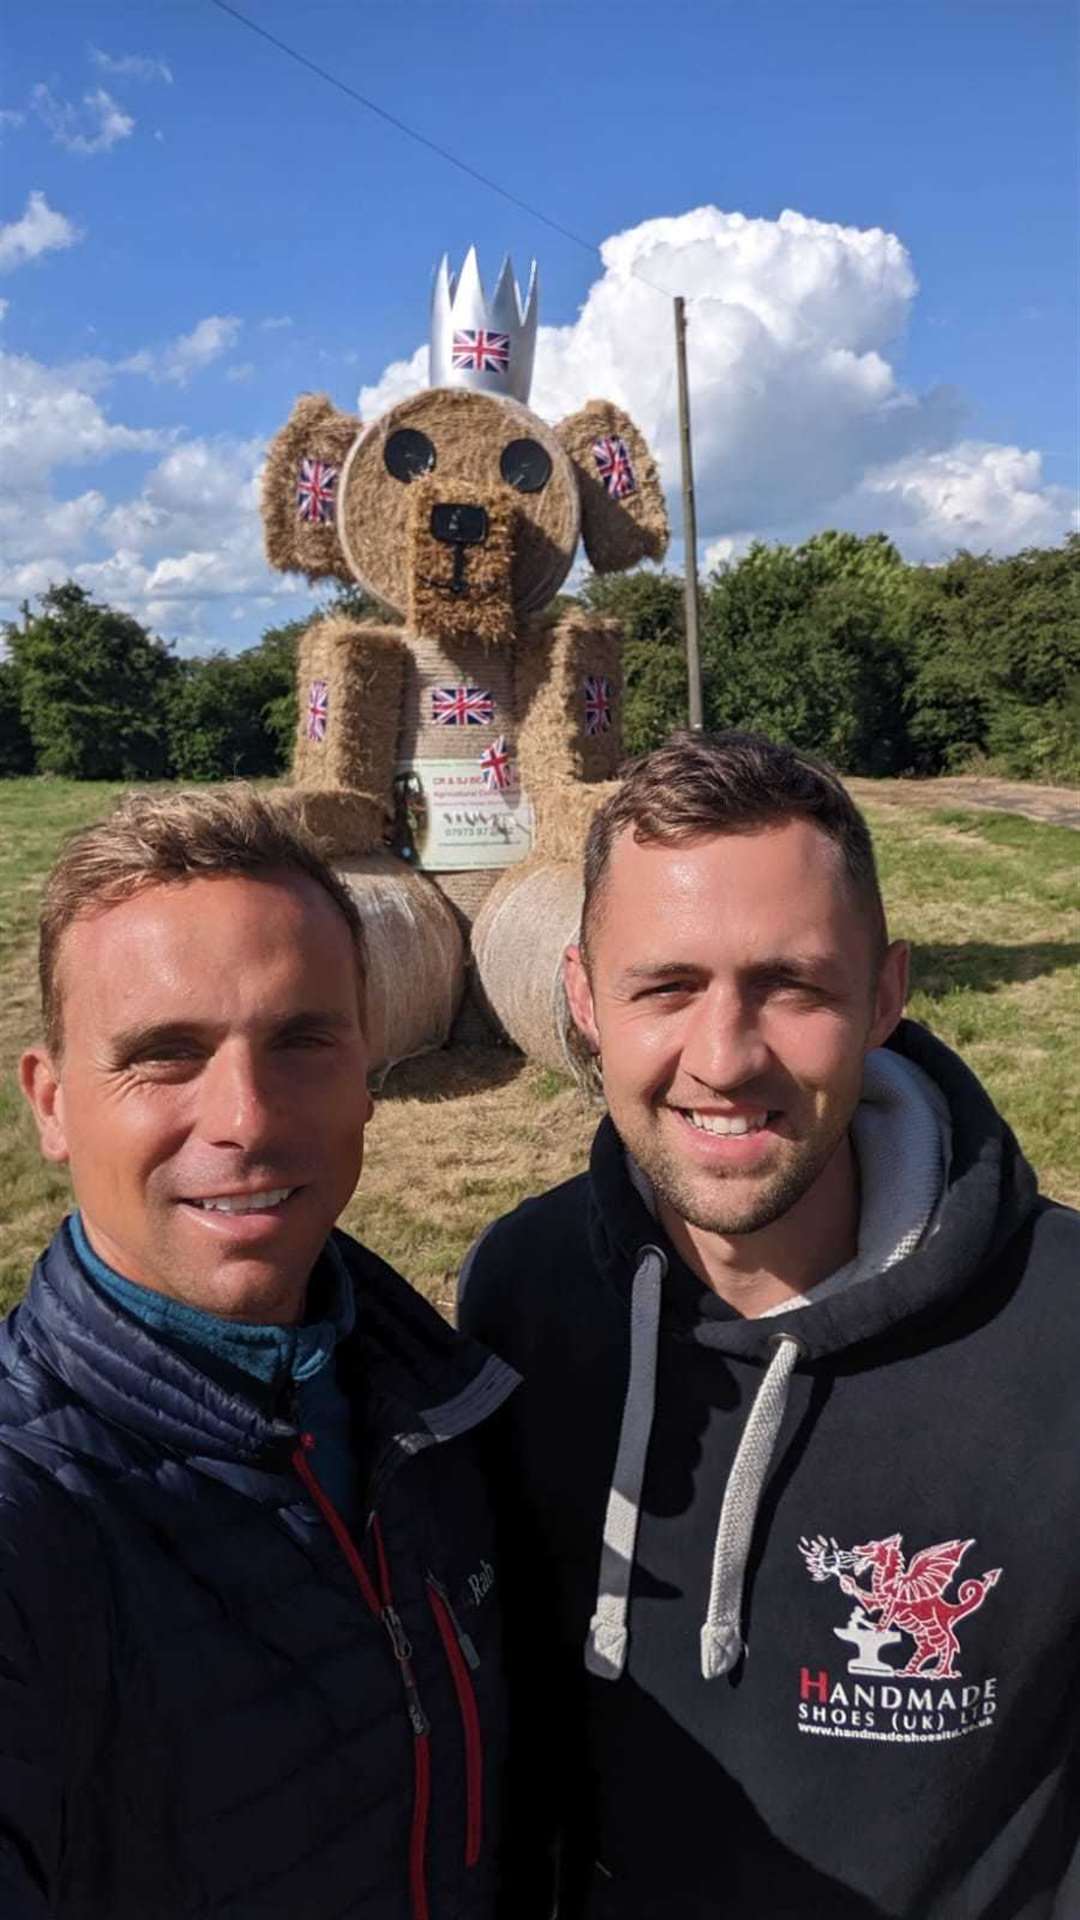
xmin=262 ymin=393 xmax=362 ymax=583
xmin=563 ymin=944 xmax=601 ymax=1055
xmin=19 ymin=1049 xmax=69 ymax=1165
xmin=555 ymin=400 xmax=668 ymax=573
xmin=869 ymin=940 xmax=909 ymax=1049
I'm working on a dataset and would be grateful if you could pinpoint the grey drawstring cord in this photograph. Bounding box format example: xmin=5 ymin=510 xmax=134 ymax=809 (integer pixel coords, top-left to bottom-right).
xmin=585 ymin=1246 xmax=666 ymax=1680
xmin=585 ymin=1249 xmax=802 ymax=1686
xmin=700 ymin=1332 xmax=802 ymax=1678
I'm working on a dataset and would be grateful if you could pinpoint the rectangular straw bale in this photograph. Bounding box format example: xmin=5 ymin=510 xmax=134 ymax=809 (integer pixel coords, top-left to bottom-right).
xmin=275 ymin=789 xmax=388 ymax=858
xmin=263 ymin=393 xmax=360 ymax=582
xmin=515 ymin=612 xmax=623 ymax=793
xmin=293 ymin=616 xmax=404 ymax=800
xmin=399 ymin=633 xmax=516 ymax=767
xmin=529 ymin=779 xmax=620 ymax=864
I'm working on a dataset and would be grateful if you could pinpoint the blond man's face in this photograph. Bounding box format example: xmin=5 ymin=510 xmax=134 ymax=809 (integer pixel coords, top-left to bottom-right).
xmin=21 ymin=871 xmax=372 ymax=1324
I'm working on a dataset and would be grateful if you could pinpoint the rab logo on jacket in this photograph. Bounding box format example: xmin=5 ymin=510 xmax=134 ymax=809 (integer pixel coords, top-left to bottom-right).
xmin=795 ymin=1532 xmax=1002 ymax=1743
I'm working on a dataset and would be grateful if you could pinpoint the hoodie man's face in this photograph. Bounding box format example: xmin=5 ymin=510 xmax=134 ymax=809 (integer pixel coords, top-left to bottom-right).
xmin=565 ymin=820 xmax=907 ymax=1248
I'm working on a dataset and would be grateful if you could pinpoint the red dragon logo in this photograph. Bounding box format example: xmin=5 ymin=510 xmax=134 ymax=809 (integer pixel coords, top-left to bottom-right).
xmin=800 ymin=1533 xmax=1001 ymax=1679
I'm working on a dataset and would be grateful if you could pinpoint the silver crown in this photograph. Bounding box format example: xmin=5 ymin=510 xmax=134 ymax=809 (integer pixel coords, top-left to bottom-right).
xmin=429 ymin=247 xmax=539 ymax=404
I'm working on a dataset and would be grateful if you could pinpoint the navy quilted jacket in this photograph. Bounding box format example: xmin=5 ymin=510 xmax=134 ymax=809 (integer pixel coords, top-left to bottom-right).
xmin=0 ymin=1220 xmax=517 ymax=1920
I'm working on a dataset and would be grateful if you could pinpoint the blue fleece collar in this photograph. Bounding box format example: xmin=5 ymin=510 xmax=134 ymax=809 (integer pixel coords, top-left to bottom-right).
xmin=68 ymin=1212 xmax=355 ymax=1387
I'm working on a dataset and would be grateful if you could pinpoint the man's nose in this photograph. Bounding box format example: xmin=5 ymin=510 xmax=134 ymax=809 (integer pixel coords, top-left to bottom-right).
xmin=679 ymin=986 xmax=771 ymax=1090
xmin=196 ymin=1042 xmax=278 ymax=1149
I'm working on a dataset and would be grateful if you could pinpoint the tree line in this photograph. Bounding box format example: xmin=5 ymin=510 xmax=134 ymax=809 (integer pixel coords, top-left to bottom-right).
xmin=2 ymin=532 xmax=1077 ymax=784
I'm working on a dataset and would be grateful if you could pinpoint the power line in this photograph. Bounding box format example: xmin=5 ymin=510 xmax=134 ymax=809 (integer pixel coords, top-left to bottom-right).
xmin=206 ymin=0 xmax=675 ymax=300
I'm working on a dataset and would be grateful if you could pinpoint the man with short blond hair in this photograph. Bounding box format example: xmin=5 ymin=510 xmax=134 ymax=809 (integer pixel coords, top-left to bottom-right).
xmin=461 ymin=730 xmax=1080 ymax=1919
xmin=5 ymin=785 xmax=514 ymax=1920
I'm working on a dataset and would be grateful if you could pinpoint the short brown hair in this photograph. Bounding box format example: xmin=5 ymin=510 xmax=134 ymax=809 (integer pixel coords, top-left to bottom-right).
xmin=39 ymin=786 xmax=366 ymax=1058
xmin=582 ymin=730 xmax=888 ymax=960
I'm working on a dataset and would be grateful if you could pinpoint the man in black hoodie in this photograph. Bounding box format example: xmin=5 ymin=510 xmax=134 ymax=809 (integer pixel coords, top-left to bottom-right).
xmin=459 ymin=731 xmax=1080 ymax=1920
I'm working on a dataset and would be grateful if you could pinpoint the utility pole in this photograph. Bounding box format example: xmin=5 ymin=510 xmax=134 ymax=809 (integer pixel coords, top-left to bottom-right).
xmin=673 ymin=295 xmax=704 ymax=731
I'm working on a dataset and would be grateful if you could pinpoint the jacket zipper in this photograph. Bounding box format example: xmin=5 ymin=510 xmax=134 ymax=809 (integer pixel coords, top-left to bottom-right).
xmin=427 ymin=1574 xmax=483 ymax=1868
xmin=291 ymin=1436 xmax=431 ymax=1920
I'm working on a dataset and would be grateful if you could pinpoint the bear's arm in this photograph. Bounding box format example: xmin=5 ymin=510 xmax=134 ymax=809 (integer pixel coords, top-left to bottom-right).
xmin=513 ymin=612 xmax=624 ymax=862
xmin=290 ymin=617 xmax=405 ymax=855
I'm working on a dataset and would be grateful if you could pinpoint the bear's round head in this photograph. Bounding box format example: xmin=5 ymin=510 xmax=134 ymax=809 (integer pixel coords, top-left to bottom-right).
xmin=263 ymin=384 xmax=667 ymax=646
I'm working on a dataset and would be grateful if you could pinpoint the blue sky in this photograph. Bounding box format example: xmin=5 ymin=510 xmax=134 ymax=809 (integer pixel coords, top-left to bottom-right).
xmin=1 ymin=0 xmax=1075 ymax=651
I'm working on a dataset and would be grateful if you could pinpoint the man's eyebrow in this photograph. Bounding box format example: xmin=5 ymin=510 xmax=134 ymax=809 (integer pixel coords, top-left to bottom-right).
xmin=615 ymin=961 xmax=705 ymax=984
xmin=613 ymin=954 xmax=843 ymax=986
xmin=108 ymin=1010 xmax=355 ymax=1059
xmin=272 ymin=1010 xmax=356 ymax=1034
xmin=107 ymin=1019 xmax=209 ymax=1062
xmin=742 ymin=954 xmax=844 ymax=981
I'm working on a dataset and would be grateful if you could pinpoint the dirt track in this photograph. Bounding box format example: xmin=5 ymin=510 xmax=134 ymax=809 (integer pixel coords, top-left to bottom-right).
xmin=846 ymin=775 xmax=1080 ymax=832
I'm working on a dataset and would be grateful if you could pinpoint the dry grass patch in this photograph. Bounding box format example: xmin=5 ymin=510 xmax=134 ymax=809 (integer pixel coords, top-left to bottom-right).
xmin=346 ymin=1050 xmax=596 ymax=1316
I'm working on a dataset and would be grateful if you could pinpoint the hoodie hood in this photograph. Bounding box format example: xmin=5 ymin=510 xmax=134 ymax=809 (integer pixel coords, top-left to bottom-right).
xmin=586 ymin=1018 xmax=1040 ymax=1366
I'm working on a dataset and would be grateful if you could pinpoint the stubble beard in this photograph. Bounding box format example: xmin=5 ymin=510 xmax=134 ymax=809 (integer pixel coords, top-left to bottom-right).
xmin=625 ymin=1115 xmax=849 ymax=1240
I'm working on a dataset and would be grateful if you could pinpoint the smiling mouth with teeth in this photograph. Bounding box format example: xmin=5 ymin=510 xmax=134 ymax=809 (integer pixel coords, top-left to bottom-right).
xmin=683 ymin=1111 xmax=772 ymax=1137
xmin=188 ymin=1188 xmax=296 ymax=1215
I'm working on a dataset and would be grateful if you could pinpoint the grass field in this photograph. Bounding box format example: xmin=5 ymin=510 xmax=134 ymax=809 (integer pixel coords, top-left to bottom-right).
xmin=1 ymin=778 xmax=1077 ymax=1316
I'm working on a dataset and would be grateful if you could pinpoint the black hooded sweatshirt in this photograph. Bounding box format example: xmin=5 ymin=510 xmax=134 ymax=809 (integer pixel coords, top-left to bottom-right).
xmin=459 ymin=1021 xmax=1080 ymax=1920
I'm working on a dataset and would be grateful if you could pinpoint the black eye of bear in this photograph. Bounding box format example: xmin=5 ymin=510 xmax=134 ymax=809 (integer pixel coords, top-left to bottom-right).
xmin=384 ymin=429 xmax=436 ymax=483
xmin=500 ymin=438 xmax=552 ymax=494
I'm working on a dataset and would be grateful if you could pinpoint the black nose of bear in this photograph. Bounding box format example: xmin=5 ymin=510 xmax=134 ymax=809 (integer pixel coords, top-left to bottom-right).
xmin=430 ymin=503 xmax=489 ymax=548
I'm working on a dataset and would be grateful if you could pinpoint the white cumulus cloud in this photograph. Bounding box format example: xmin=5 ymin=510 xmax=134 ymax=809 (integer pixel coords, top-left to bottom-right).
xmin=360 ymin=205 xmax=1067 ymax=564
xmin=32 ymin=84 xmax=134 ymax=155
xmin=123 ymin=315 xmax=243 ymax=385
xmin=0 ymin=191 xmax=81 ymax=271
xmin=99 ymin=437 xmax=264 ymax=562
xmin=0 ymin=349 xmax=164 ymax=487
xmin=851 ymin=442 xmax=1076 ymax=554
xmin=0 ymin=324 xmax=294 ymax=646
xmin=0 ymin=346 xmax=171 ymax=616
xmin=89 ymin=49 xmax=173 ymax=85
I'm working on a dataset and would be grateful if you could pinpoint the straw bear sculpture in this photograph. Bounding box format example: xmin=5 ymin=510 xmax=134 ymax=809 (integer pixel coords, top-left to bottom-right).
xmin=261 ymin=252 xmax=668 ymax=1073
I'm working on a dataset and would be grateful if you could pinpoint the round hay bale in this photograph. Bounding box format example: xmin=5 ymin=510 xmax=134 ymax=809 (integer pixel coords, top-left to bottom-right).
xmin=336 ymin=853 xmax=465 ymax=1073
xmin=337 ymin=389 xmax=580 ymax=621
xmin=471 ymin=861 xmax=584 ymax=1072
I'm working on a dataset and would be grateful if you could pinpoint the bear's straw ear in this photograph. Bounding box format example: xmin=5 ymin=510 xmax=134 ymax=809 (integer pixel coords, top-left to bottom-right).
xmin=555 ymin=400 xmax=668 ymax=574
xmin=262 ymin=393 xmax=362 ymax=582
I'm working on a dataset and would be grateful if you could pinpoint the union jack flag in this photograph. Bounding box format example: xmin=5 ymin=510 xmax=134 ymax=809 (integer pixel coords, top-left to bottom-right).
xmin=431 ymin=685 xmax=495 ymax=727
xmin=584 ymin=674 xmax=613 ymax=736
xmin=479 ymin=735 xmax=513 ymax=793
xmin=592 ymin=435 xmax=637 ymax=501
xmin=452 ymin=328 xmax=511 ymax=374
xmin=306 ymin=679 xmax=329 ymax=743
xmin=296 ymin=457 xmax=338 ymax=524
